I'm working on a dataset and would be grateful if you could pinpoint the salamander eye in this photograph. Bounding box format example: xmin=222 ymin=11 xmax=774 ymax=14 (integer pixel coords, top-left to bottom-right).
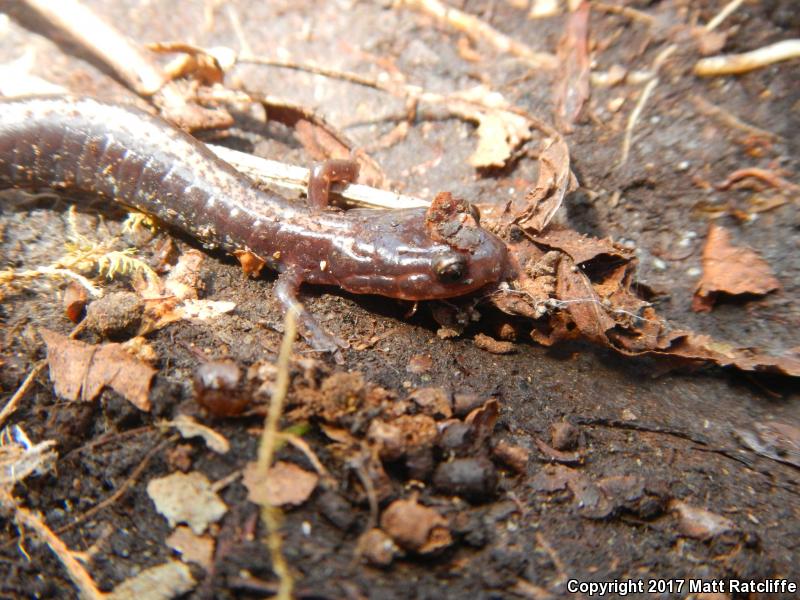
xmin=434 ymin=255 xmax=468 ymax=283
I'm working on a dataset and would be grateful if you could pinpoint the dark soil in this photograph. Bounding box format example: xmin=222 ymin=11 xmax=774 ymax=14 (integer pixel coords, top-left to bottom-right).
xmin=1 ymin=1 xmax=798 ymax=599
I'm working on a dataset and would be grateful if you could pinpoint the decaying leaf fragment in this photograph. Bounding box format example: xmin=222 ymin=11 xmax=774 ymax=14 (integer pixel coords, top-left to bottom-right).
xmin=41 ymin=329 xmax=156 ymax=411
xmin=243 ymin=460 xmax=319 ymax=507
xmin=693 ymin=224 xmax=780 ymax=312
xmin=146 ymin=471 xmax=228 ymax=534
xmin=108 ymin=560 xmax=196 ymax=600
xmin=669 ymin=500 xmax=737 ymax=540
xmin=380 ymin=495 xmax=452 ymax=554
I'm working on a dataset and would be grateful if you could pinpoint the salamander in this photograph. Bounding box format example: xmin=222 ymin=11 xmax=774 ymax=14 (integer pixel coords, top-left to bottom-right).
xmin=0 ymin=95 xmax=509 ymax=349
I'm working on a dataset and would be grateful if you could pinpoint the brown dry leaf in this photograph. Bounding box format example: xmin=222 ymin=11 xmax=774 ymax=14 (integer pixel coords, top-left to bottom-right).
xmin=243 ymin=460 xmax=319 ymax=507
xmin=518 ymin=135 xmax=573 ymax=233
xmin=532 ymin=228 xmax=632 ymax=265
xmin=380 ymin=496 xmax=452 ymax=554
xmin=146 ymin=471 xmax=228 ymax=534
xmin=108 ymin=560 xmax=196 ymax=600
xmin=693 ymin=224 xmax=780 ymax=312
xmin=553 ymin=2 xmax=590 ymax=132
xmin=166 ymin=526 xmax=215 ymax=571
xmin=148 ymin=42 xmax=234 ymax=85
xmin=669 ymin=500 xmax=736 ymax=540
xmin=41 ymin=328 xmax=156 ymax=411
xmin=169 ymin=414 xmax=230 ymax=454
xmin=465 ymin=399 xmax=500 ymax=447
xmin=555 ymin=256 xmax=615 ymax=343
xmin=163 ymin=249 xmax=206 ymax=300
xmin=446 ymin=86 xmax=532 ymax=168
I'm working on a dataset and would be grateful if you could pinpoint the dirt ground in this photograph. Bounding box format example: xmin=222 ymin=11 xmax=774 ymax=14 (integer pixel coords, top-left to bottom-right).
xmin=1 ymin=1 xmax=798 ymax=599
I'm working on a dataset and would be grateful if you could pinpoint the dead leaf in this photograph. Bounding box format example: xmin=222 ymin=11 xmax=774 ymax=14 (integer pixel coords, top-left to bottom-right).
xmin=553 ymin=2 xmax=590 ymax=132
xmin=693 ymin=224 xmax=780 ymax=312
xmin=670 ymin=500 xmax=736 ymax=540
xmin=166 ymin=526 xmax=215 ymax=570
xmin=163 ymin=249 xmax=206 ymax=300
xmin=555 ymin=256 xmax=615 ymax=343
xmin=169 ymin=414 xmax=230 ymax=454
xmin=380 ymin=496 xmax=451 ymax=553
xmin=446 ymin=86 xmax=532 ymax=169
xmin=41 ymin=328 xmax=156 ymax=411
xmin=243 ymin=460 xmax=318 ymax=507
xmin=108 ymin=560 xmax=195 ymax=600
xmin=532 ymin=228 xmax=632 ymax=265
xmin=146 ymin=471 xmax=227 ymax=534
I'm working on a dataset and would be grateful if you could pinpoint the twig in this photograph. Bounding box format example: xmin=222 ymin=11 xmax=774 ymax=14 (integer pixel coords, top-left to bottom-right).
xmin=591 ymin=1 xmax=655 ymax=26
xmin=237 ymin=57 xmax=389 ymax=91
xmin=618 ymin=77 xmax=657 ymax=168
xmin=8 ymin=493 xmax=105 ymax=600
xmin=255 ymin=308 xmax=298 ymax=600
xmin=58 ymin=435 xmax=175 ymax=534
xmin=0 ymin=361 xmax=46 ymax=429
xmin=695 ymin=39 xmax=800 ymax=76
xmin=23 ymin=0 xmax=164 ymax=96
xmin=705 ymin=0 xmax=746 ymax=32
xmin=400 ymin=0 xmax=558 ymax=69
xmin=690 ymin=95 xmax=780 ymax=141
xmin=279 ymin=433 xmax=332 ymax=483
xmin=617 ymin=44 xmax=676 ymax=168
xmin=208 ymin=145 xmax=428 ymax=210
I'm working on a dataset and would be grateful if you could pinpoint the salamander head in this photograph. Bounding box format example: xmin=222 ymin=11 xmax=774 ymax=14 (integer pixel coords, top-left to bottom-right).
xmin=330 ymin=194 xmax=509 ymax=300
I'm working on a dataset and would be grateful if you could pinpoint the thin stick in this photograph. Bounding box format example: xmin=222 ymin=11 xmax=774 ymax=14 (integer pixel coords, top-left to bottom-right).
xmin=208 ymin=145 xmax=429 ymax=210
xmin=10 ymin=495 xmax=105 ymax=600
xmin=690 ymin=95 xmax=780 ymax=141
xmin=617 ymin=44 xmax=675 ymax=168
xmin=23 ymin=0 xmax=164 ymax=96
xmin=705 ymin=0 xmax=746 ymax=32
xmin=400 ymin=0 xmax=558 ymax=69
xmin=255 ymin=308 xmax=298 ymax=600
xmin=58 ymin=436 xmax=174 ymax=534
xmin=0 ymin=361 xmax=46 ymax=429
xmin=695 ymin=39 xmax=800 ymax=76
xmin=237 ymin=57 xmax=388 ymax=91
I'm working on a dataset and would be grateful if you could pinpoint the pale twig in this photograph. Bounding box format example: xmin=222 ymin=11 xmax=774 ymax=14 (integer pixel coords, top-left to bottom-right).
xmin=8 ymin=493 xmax=105 ymax=600
xmin=695 ymin=39 xmax=800 ymax=76
xmin=255 ymin=308 xmax=298 ymax=600
xmin=0 ymin=361 xmax=47 ymax=429
xmin=23 ymin=0 xmax=164 ymax=96
xmin=705 ymin=0 xmax=746 ymax=32
xmin=0 ymin=266 xmax=103 ymax=298
xmin=400 ymin=0 xmax=558 ymax=69
xmin=617 ymin=45 xmax=676 ymax=168
xmin=690 ymin=95 xmax=780 ymax=141
xmin=591 ymin=1 xmax=656 ymax=26
xmin=208 ymin=145 xmax=429 ymax=210
xmin=58 ymin=436 xmax=175 ymax=534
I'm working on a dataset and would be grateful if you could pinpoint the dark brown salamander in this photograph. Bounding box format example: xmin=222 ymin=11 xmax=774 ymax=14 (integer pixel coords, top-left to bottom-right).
xmin=0 ymin=96 xmax=509 ymax=349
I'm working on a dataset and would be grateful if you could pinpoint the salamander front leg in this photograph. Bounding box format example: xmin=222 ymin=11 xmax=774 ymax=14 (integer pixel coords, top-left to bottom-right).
xmin=307 ymin=159 xmax=360 ymax=210
xmin=274 ymin=267 xmax=346 ymax=360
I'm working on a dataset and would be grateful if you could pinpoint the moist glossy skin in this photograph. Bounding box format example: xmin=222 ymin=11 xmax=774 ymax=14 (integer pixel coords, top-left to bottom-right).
xmin=0 ymin=96 xmax=509 ymax=300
